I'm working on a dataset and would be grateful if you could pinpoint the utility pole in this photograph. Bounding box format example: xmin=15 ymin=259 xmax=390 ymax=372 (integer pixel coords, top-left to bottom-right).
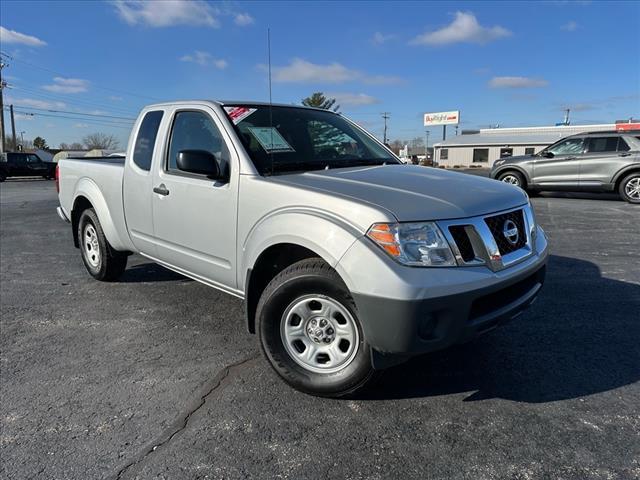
xmin=0 ymin=60 xmax=6 ymax=153
xmin=10 ymin=104 xmax=16 ymax=149
xmin=424 ymin=130 xmax=430 ymax=157
xmin=381 ymin=112 xmax=390 ymax=144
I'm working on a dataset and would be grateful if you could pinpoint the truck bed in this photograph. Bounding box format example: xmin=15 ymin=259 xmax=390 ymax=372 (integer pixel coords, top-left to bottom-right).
xmin=57 ymin=157 xmax=130 ymax=251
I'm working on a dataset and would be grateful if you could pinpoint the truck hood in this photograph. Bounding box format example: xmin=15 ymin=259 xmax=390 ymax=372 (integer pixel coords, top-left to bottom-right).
xmin=272 ymin=165 xmax=528 ymax=221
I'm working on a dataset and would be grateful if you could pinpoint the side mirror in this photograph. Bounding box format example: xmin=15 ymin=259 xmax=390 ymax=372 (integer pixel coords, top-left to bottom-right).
xmin=541 ymin=151 xmax=554 ymax=158
xmin=176 ymin=150 xmax=222 ymax=179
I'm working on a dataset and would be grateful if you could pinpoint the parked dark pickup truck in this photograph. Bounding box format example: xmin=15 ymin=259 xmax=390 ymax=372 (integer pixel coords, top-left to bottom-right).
xmin=0 ymin=152 xmax=56 ymax=182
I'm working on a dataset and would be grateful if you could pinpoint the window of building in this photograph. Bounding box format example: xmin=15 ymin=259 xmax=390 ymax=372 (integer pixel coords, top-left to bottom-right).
xmin=617 ymin=138 xmax=630 ymax=152
xmin=440 ymin=148 xmax=448 ymax=160
xmin=473 ymin=148 xmax=489 ymax=163
xmin=525 ymin=147 xmax=535 ymax=155
xmin=500 ymin=148 xmax=513 ymax=158
xmin=133 ymin=111 xmax=164 ymax=171
xmin=167 ymin=111 xmax=229 ymax=176
xmin=587 ymin=137 xmax=618 ymax=153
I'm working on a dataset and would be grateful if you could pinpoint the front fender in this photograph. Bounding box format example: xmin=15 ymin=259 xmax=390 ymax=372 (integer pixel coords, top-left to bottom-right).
xmin=239 ymin=208 xmax=362 ymax=291
xmin=73 ymin=177 xmax=130 ymax=251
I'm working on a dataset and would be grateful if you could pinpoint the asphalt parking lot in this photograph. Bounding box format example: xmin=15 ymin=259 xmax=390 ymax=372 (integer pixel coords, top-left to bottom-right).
xmin=1 ymin=178 xmax=639 ymax=479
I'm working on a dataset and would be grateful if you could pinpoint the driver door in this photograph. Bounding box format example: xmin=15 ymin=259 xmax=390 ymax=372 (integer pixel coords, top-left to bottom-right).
xmin=532 ymin=137 xmax=584 ymax=188
xmin=151 ymin=106 xmax=238 ymax=289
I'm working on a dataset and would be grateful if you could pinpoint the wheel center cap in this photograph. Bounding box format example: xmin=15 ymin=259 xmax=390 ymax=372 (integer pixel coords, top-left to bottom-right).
xmin=306 ymin=317 xmax=336 ymax=344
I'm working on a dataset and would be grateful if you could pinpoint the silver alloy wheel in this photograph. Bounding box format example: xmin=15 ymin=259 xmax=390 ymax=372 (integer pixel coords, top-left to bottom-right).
xmin=501 ymin=174 xmax=520 ymax=186
xmin=624 ymin=177 xmax=640 ymax=200
xmin=83 ymin=223 xmax=101 ymax=268
xmin=281 ymin=295 xmax=359 ymax=374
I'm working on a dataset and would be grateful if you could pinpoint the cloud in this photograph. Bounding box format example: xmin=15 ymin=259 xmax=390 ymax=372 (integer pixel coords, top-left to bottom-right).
xmin=269 ymin=58 xmax=402 ymax=85
xmin=488 ymin=76 xmax=549 ymax=88
xmin=0 ymin=26 xmax=47 ymax=46
xmin=42 ymin=77 xmax=89 ymax=94
xmin=410 ymin=11 xmax=511 ymax=46
xmin=73 ymin=123 xmax=90 ymax=129
xmin=327 ymin=93 xmax=380 ymax=107
xmin=371 ymin=32 xmax=395 ymax=45
xmin=234 ymin=13 xmax=254 ymax=26
xmin=561 ymin=20 xmax=578 ymax=31
xmin=109 ymin=95 xmax=123 ymax=101
xmin=112 ymin=0 xmax=219 ymax=27
xmin=180 ymin=51 xmax=228 ymax=69
xmin=8 ymin=97 xmax=66 ymax=109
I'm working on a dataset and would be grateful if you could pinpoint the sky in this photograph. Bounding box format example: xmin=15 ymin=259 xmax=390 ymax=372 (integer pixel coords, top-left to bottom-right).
xmin=1 ymin=0 xmax=639 ymax=149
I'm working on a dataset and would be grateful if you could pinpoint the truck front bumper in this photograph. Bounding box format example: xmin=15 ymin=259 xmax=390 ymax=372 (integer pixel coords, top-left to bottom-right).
xmin=339 ymin=226 xmax=549 ymax=367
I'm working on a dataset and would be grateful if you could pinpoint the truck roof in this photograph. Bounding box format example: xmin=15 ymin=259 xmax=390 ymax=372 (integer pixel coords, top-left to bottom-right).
xmin=142 ymin=100 xmax=335 ymax=113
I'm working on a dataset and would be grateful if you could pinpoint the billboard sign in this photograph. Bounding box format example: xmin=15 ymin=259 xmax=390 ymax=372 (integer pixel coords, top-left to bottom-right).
xmin=424 ymin=110 xmax=460 ymax=126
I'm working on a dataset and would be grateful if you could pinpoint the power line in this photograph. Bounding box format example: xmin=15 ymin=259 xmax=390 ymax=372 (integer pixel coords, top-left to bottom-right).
xmin=9 ymin=108 xmax=133 ymax=129
xmin=0 ymin=51 xmax=161 ymax=101
xmin=10 ymin=105 xmax=135 ymax=120
xmin=8 ymin=83 xmax=141 ymax=116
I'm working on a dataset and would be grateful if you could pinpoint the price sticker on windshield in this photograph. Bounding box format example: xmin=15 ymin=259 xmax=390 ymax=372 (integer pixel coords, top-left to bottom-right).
xmin=224 ymin=106 xmax=257 ymax=124
xmin=248 ymin=127 xmax=295 ymax=153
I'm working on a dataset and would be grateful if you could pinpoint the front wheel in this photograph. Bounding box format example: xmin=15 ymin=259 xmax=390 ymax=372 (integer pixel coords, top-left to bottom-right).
xmin=498 ymin=171 xmax=525 ymax=189
xmin=256 ymin=258 xmax=377 ymax=397
xmin=77 ymin=208 xmax=128 ymax=281
xmin=619 ymin=173 xmax=640 ymax=204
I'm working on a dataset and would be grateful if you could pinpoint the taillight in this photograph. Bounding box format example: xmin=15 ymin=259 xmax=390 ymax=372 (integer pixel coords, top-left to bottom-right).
xmin=55 ymin=163 xmax=60 ymax=193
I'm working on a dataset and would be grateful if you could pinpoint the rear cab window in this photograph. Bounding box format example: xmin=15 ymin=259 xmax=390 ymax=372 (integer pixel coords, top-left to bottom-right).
xmin=133 ymin=110 xmax=164 ymax=171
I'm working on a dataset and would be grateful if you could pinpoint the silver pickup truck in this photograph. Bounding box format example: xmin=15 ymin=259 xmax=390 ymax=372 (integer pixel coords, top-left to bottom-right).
xmin=56 ymin=101 xmax=548 ymax=397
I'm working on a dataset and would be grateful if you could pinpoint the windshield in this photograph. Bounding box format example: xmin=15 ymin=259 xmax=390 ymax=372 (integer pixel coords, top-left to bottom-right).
xmin=223 ymin=105 xmax=398 ymax=175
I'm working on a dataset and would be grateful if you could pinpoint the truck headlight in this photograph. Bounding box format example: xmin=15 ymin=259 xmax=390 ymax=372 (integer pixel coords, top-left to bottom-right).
xmin=366 ymin=222 xmax=456 ymax=267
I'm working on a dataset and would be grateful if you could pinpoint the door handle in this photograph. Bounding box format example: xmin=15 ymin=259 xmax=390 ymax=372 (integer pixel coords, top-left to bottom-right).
xmin=153 ymin=184 xmax=170 ymax=196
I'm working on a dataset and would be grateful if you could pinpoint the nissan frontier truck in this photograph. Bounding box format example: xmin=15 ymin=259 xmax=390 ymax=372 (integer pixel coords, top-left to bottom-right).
xmin=56 ymin=101 xmax=548 ymax=397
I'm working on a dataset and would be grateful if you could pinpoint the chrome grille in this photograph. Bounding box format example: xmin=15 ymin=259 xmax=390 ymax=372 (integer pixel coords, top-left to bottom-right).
xmin=484 ymin=209 xmax=526 ymax=255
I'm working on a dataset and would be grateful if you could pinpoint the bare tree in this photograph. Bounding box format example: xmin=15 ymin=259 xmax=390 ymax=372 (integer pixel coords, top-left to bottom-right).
xmin=82 ymin=133 xmax=120 ymax=150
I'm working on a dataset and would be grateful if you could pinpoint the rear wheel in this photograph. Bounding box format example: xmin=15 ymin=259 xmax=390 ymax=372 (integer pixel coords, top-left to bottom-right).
xmin=77 ymin=208 xmax=128 ymax=281
xmin=0 ymin=171 xmax=6 ymax=182
xmin=257 ymin=258 xmax=376 ymax=397
xmin=619 ymin=173 xmax=640 ymax=204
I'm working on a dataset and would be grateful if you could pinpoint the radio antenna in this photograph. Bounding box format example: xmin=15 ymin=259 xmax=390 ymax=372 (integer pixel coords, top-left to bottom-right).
xmin=268 ymin=28 xmax=274 ymax=176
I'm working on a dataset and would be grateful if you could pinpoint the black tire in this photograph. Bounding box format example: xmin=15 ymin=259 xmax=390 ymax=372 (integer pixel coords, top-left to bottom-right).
xmin=256 ymin=258 xmax=377 ymax=398
xmin=497 ymin=170 xmax=526 ymax=189
xmin=0 ymin=171 xmax=6 ymax=182
xmin=77 ymin=208 xmax=128 ymax=281
xmin=618 ymin=172 xmax=640 ymax=204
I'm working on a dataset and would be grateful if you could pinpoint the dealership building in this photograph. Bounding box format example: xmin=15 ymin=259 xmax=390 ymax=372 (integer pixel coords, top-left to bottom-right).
xmin=433 ymin=123 xmax=625 ymax=168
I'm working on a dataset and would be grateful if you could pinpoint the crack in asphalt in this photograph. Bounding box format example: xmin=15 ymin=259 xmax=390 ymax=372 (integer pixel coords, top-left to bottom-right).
xmin=112 ymin=354 xmax=260 ymax=480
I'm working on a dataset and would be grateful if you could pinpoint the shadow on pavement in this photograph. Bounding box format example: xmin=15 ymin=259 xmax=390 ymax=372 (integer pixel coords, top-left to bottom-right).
xmin=364 ymin=254 xmax=640 ymax=403
xmin=119 ymin=262 xmax=193 ymax=283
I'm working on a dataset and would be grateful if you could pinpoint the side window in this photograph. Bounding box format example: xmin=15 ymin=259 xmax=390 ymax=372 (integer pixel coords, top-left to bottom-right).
xmin=133 ymin=110 xmax=164 ymax=171
xmin=525 ymin=147 xmax=535 ymax=155
xmin=617 ymin=138 xmax=630 ymax=152
xmin=548 ymin=138 xmax=584 ymax=155
xmin=26 ymin=154 xmax=41 ymax=163
xmin=440 ymin=148 xmax=448 ymax=160
xmin=167 ymin=111 xmax=230 ymax=175
xmin=587 ymin=137 xmax=618 ymax=153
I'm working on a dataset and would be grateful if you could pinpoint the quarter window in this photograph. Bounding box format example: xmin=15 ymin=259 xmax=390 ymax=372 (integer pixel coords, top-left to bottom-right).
xmin=440 ymin=148 xmax=448 ymax=160
xmin=473 ymin=148 xmax=489 ymax=163
xmin=617 ymin=138 xmax=630 ymax=152
xmin=587 ymin=137 xmax=618 ymax=153
xmin=167 ymin=111 xmax=229 ymax=175
xmin=133 ymin=111 xmax=164 ymax=171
